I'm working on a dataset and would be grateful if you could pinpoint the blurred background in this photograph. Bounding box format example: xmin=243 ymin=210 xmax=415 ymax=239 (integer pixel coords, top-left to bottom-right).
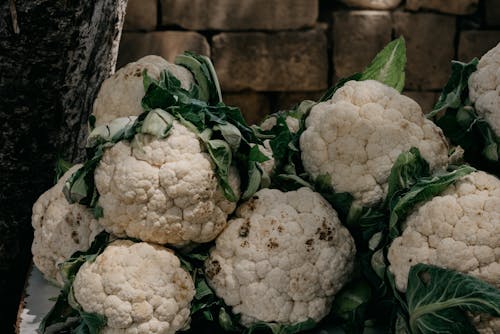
xmin=118 ymin=0 xmax=500 ymax=124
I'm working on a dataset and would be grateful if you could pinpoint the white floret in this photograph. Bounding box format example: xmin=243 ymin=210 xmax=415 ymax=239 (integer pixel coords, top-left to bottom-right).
xmin=72 ymin=240 xmax=195 ymax=334
xmin=92 ymin=55 xmax=194 ymax=127
xmin=469 ymin=42 xmax=500 ymax=136
xmin=388 ymin=171 xmax=500 ymax=333
xmin=260 ymin=115 xmax=300 ymax=133
xmin=300 ymin=80 xmax=449 ymax=206
xmin=31 ymin=165 xmax=103 ymax=285
xmin=388 ymin=171 xmax=500 ymax=292
xmin=94 ymin=119 xmax=240 ymax=245
xmin=205 ymin=187 xmax=356 ymax=326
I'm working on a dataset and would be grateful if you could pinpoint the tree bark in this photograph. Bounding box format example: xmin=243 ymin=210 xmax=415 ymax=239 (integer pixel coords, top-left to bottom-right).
xmin=0 ymin=0 xmax=127 ymax=331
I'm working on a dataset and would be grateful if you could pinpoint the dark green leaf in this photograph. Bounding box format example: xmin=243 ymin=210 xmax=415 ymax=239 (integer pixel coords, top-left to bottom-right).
xmin=249 ymin=145 xmax=270 ymax=163
xmin=54 ymin=158 xmax=73 ymax=184
xmin=175 ymin=54 xmax=211 ymax=102
xmin=214 ymin=123 xmax=242 ymax=152
xmin=219 ymin=308 xmax=240 ymax=332
xmin=175 ymin=52 xmax=222 ymax=104
xmin=386 ymin=147 xmax=430 ymax=205
xmin=241 ymin=161 xmax=263 ymax=200
xmin=406 ymin=264 xmax=500 ymax=334
xmin=333 ymin=280 xmax=372 ymax=317
xmin=75 ymin=312 xmax=107 ymax=334
xmin=205 ymin=139 xmax=237 ymax=202
xmin=39 ymin=285 xmax=78 ymax=333
xmin=428 ymin=59 xmax=478 ymax=118
xmin=314 ymin=174 xmax=355 ymax=222
xmin=246 ymin=319 xmax=316 ymax=334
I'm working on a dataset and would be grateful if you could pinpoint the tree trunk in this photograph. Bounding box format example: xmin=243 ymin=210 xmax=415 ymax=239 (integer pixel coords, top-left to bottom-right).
xmin=0 ymin=0 xmax=127 ymax=331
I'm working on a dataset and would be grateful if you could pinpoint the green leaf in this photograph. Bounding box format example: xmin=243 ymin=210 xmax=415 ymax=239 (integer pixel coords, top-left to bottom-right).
xmin=175 ymin=54 xmax=211 ymax=102
xmin=218 ymin=307 xmax=240 ymax=332
xmin=388 ymin=165 xmax=475 ymax=239
xmin=246 ymin=319 xmax=317 ymax=334
xmin=360 ymin=36 xmax=406 ymax=92
xmin=428 ymin=59 xmax=478 ymax=118
xmin=248 ymin=144 xmax=270 ymax=163
xmin=205 ymin=139 xmax=237 ymax=202
xmin=72 ymin=311 xmax=107 ymax=334
xmin=386 ymin=147 xmax=430 ymax=205
xmin=38 ymin=284 xmax=79 ymax=332
xmin=370 ymin=249 xmax=386 ymax=280
xmin=175 ymin=52 xmax=222 ymax=104
xmin=333 ymin=280 xmax=372 ymax=318
xmin=241 ymin=161 xmax=263 ymax=200
xmin=214 ymin=123 xmax=242 ymax=152
xmin=314 ymin=174 xmax=355 ymax=222
xmin=406 ymin=264 xmax=500 ymax=334
xmin=63 ymin=166 xmax=91 ymax=204
xmin=139 ymin=108 xmax=174 ymax=138
xmin=54 ymin=158 xmax=73 ymax=184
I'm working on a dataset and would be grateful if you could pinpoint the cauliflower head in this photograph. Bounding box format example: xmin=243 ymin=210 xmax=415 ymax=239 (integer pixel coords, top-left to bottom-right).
xmin=469 ymin=42 xmax=500 ymax=136
xmin=94 ymin=119 xmax=240 ymax=245
xmin=388 ymin=171 xmax=500 ymax=292
xmin=92 ymin=55 xmax=194 ymax=127
xmin=205 ymin=187 xmax=356 ymax=326
xmin=300 ymin=80 xmax=449 ymax=206
xmin=32 ymin=164 xmax=103 ymax=285
xmin=260 ymin=115 xmax=300 ymax=134
xmin=72 ymin=240 xmax=195 ymax=334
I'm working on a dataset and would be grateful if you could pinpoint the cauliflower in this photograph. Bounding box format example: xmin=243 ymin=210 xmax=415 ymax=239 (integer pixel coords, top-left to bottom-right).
xmin=388 ymin=171 xmax=500 ymax=333
xmin=31 ymin=164 xmax=103 ymax=285
xmin=94 ymin=117 xmax=240 ymax=245
xmin=250 ymin=140 xmax=274 ymax=176
xmin=469 ymin=42 xmax=500 ymax=136
xmin=300 ymin=80 xmax=449 ymax=206
xmin=388 ymin=171 xmax=500 ymax=291
xmin=260 ymin=115 xmax=300 ymax=134
xmin=72 ymin=240 xmax=195 ymax=334
xmin=205 ymin=187 xmax=356 ymax=326
xmin=92 ymin=55 xmax=194 ymax=127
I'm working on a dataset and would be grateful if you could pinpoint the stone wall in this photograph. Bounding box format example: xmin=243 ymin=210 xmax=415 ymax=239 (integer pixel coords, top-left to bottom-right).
xmin=118 ymin=0 xmax=500 ymax=123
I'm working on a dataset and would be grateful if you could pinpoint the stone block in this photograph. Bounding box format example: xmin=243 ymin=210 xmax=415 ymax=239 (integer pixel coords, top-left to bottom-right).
xmin=161 ymin=0 xmax=317 ymax=30
xmin=393 ymin=12 xmax=456 ymax=90
xmin=212 ymin=29 xmax=328 ymax=92
xmin=406 ymin=0 xmax=478 ymax=15
xmin=223 ymin=92 xmax=271 ymax=125
xmin=333 ymin=11 xmax=392 ymax=78
xmin=485 ymin=0 xmax=500 ymax=27
xmin=275 ymin=91 xmax=323 ymax=111
xmin=340 ymin=0 xmax=401 ymax=10
xmin=458 ymin=30 xmax=500 ymax=62
xmin=124 ymin=0 xmax=157 ymax=31
xmin=117 ymin=31 xmax=210 ymax=68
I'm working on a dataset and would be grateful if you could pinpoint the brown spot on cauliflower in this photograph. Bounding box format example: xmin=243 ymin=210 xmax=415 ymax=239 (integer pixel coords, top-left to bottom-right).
xmin=94 ymin=119 xmax=240 ymax=246
xmin=205 ymin=187 xmax=356 ymax=326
